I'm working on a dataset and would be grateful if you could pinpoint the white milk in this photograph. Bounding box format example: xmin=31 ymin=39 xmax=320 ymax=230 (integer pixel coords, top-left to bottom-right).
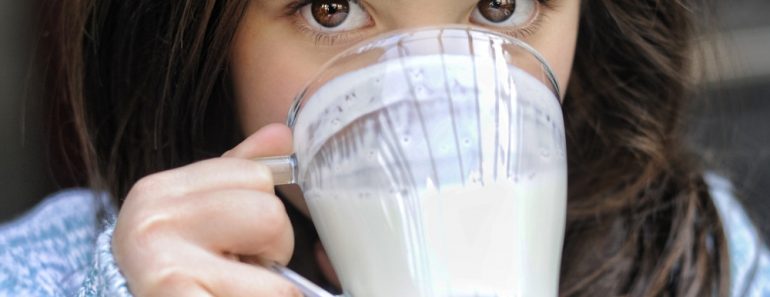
xmin=293 ymin=54 xmax=567 ymax=297
xmin=306 ymin=173 xmax=566 ymax=297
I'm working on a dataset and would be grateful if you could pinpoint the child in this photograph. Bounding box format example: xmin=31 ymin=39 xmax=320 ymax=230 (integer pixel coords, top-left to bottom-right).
xmin=2 ymin=0 xmax=768 ymax=296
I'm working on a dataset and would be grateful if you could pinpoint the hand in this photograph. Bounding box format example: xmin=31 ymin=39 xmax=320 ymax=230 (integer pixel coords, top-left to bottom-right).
xmin=112 ymin=124 xmax=302 ymax=297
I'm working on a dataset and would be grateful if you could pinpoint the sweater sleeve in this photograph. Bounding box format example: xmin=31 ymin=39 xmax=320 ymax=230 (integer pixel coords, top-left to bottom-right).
xmin=76 ymin=221 xmax=133 ymax=297
xmin=706 ymin=173 xmax=770 ymax=297
xmin=0 ymin=189 xmax=133 ymax=297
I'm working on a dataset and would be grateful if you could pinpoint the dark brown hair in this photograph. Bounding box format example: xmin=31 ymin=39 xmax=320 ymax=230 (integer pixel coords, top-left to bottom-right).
xmin=41 ymin=0 xmax=728 ymax=296
xmin=42 ymin=0 xmax=248 ymax=195
xmin=560 ymin=1 xmax=728 ymax=296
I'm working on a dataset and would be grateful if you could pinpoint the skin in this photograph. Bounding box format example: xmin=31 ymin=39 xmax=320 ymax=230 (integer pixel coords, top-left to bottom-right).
xmin=113 ymin=0 xmax=580 ymax=296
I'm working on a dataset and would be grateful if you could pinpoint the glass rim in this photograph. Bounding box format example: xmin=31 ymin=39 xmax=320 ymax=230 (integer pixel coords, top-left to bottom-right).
xmin=285 ymin=25 xmax=562 ymax=129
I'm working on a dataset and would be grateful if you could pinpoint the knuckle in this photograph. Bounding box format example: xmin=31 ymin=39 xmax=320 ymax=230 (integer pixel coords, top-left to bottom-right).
xmin=131 ymin=248 xmax=201 ymax=296
xmin=131 ymin=211 xmax=174 ymax=246
xmin=130 ymin=172 xmax=172 ymax=198
xmin=150 ymin=265 xmax=196 ymax=290
xmin=258 ymin=197 xmax=290 ymax=238
xmin=252 ymin=163 xmax=275 ymax=189
xmin=234 ymin=160 xmax=274 ymax=190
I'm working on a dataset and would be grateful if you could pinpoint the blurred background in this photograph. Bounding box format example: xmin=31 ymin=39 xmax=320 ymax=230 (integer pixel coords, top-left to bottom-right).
xmin=1 ymin=0 xmax=54 ymax=220
xmin=1 ymin=1 xmax=768 ymax=241
xmin=688 ymin=0 xmax=770 ymax=241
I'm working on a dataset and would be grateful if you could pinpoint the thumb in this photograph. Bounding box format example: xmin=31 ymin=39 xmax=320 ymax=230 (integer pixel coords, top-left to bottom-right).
xmin=223 ymin=123 xmax=293 ymax=159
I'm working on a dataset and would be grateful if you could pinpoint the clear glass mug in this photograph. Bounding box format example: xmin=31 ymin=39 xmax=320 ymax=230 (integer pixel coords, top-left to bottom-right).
xmin=259 ymin=26 xmax=567 ymax=297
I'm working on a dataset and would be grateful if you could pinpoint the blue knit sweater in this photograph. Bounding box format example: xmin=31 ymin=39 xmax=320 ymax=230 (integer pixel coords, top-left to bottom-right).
xmin=1 ymin=174 xmax=768 ymax=296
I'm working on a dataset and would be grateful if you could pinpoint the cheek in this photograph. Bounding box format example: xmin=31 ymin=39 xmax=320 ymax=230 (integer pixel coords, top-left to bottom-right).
xmin=527 ymin=1 xmax=581 ymax=98
xmin=231 ymin=21 xmax=323 ymax=136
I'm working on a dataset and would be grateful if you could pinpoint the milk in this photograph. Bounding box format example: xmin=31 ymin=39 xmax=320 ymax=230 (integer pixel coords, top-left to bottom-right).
xmin=293 ymin=54 xmax=567 ymax=297
xmin=306 ymin=173 xmax=566 ymax=297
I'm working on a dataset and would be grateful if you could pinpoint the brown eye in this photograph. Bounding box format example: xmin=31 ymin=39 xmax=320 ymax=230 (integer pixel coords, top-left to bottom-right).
xmin=311 ymin=0 xmax=350 ymax=28
xmin=477 ymin=0 xmax=516 ymax=23
xmin=471 ymin=0 xmax=537 ymax=30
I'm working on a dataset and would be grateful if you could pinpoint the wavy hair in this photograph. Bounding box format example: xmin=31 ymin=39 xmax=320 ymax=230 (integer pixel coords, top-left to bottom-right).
xmin=560 ymin=1 xmax=728 ymax=296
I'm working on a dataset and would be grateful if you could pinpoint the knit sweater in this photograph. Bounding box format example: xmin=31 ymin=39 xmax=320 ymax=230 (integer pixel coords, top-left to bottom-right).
xmin=1 ymin=174 xmax=768 ymax=296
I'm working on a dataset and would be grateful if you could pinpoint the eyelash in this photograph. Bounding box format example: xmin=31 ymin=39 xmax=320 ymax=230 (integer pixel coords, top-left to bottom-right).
xmin=498 ymin=8 xmax=548 ymax=40
xmin=286 ymin=0 xmax=367 ymax=46
xmin=293 ymin=19 xmax=364 ymax=46
xmin=286 ymin=0 xmax=553 ymax=46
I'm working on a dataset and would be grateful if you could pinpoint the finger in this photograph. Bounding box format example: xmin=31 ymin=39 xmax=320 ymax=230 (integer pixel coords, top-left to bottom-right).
xmin=130 ymin=158 xmax=275 ymax=200
xmin=123 ymin=244 xmax=217 ymax=297
xmin=132 ymin=245 xmax=299 ymax=297
xmin=224 ymin=123 xmax=293 ymax=159
xmin=179 ymin=189 xmax=294 ymax=264
xmin=144 ymin=278 xmax=214 ymax=297
xmin=202 ymin=255 xmax=303 ymax=297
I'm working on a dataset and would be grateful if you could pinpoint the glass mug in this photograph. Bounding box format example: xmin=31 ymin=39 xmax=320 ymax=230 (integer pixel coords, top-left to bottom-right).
xmin=258 ymin=26 xmax=567 ymax=297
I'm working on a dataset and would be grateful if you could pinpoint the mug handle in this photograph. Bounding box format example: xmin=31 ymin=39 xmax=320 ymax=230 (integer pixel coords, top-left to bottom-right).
xmin=254 ymin=155 xmax=298 ymax=185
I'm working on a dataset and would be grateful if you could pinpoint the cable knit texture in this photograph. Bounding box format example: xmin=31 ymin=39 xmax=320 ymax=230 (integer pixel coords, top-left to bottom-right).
xmin=1 ymin=178 xmax=769 ymax=296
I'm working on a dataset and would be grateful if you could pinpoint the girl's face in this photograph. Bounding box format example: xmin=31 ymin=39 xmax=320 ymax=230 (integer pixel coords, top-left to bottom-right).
xmin=231 ymin=0 xmax=580 ymax=212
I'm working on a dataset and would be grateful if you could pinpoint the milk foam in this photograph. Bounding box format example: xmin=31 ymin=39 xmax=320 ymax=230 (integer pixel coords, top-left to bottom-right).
xmin=293 ymin=54 xmax=567 ymax=297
